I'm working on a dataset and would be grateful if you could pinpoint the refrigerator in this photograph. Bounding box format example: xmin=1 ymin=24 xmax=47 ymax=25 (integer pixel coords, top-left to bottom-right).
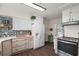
xmin=31 ymin=19 xmax=45 ymax=49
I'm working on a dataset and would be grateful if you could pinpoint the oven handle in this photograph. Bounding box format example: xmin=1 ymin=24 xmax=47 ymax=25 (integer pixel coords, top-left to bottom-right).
xmin=58 ymin=40 xmax=77 ymax=45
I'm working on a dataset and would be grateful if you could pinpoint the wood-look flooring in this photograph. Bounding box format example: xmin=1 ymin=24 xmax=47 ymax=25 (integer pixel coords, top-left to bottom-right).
xmin=12 ymin=42 xmax=57 ymax=56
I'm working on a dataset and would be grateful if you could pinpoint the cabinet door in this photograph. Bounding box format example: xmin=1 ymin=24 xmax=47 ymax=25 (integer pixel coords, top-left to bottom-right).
xmin=2 ymin=40 xmax=12 ymax=56
xmin=28 ymin=39 xmax=33 ymax=49
xmin=62 ymin=9 xmax=70 ymax=23
xmin=78 ymin=43 xmax=79 ymax=56
xmin=71 ymin=6 xmax=79 ymax=21
xmin=12 ymin=40 xmax=26 ymax=48
xmin=14 ymin=45 xmax=26 ymax=52
xmin=0 ymin=43 xmax=2 ymax=56
xmin=25 ymin=39 xmax=29 ymax=49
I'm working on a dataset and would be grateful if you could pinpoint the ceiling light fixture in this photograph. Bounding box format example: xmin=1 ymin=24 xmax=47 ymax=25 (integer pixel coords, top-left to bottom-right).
xmin=24 ymin=3 xmax=46 ymax=11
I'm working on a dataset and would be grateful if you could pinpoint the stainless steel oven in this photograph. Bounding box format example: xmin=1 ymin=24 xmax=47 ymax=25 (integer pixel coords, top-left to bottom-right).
xmin=58 ymin=39 xmax=78 ymax=56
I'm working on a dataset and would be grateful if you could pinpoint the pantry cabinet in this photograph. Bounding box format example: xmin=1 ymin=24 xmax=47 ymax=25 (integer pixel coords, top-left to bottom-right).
xmin=62 ymin=5 xmax=79 ymax=23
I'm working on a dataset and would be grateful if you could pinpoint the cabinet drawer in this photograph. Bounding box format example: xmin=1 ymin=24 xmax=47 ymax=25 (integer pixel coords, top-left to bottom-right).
xmin=12 ymin=40 xmax=26 ymax=48
xmin=12 ymin=45 xmax=26 ymax=53
xmin=12 ymin=38 xmax=25 ymax=42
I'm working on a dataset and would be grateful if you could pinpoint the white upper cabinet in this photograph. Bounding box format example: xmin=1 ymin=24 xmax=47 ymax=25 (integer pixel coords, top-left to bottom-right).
xmin=62 ymin=5 xmax=79 ymax=23
xmin=62 ymin=9 xmax=70 ymax=23
xmin=13 ymin=17 xmax=31 ymax=30
xmin=71 ymin=6 xmax=79 ymax=21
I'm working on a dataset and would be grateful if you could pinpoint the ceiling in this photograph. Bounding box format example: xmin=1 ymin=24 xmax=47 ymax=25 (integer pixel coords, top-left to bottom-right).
xmin=36 ymin=3 xmax=79 ymax=20
xmin=0 ymin=3 xmax=79 ymax=20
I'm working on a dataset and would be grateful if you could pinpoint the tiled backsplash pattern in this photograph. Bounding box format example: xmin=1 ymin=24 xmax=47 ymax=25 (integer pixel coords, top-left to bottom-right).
xmin=0 ymin=30 xmax=31 ymax=37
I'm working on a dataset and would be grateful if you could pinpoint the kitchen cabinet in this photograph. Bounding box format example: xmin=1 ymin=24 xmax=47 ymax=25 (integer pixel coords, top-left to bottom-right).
xmin=12 ymin=38 xmax=26 ymax=53
xmin=78 ymin=43 xmax=79 ymax=56
xmin=62 ymin=9 xmax=70 ymax=23
xmin=28 ymin=39 xmax=33 ymax=49
xmin=12 ymin=36 xmax=33 ymax=54
xmin=2 ymin=40 xmax=12 ymax=56
xmin=62 ymin=5 xmax=79 ymax=23
xmin=0 ymin=43 xmax=2 ymax=56
xmin=70 ymin=6 xmax=79 ymax=21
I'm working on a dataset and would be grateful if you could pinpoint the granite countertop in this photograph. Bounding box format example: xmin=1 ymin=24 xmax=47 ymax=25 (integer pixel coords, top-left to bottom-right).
xmin=0 ymin=34 xmax=33 ymax=43
xmin=0 ymin=36 xmax=16 ymax=43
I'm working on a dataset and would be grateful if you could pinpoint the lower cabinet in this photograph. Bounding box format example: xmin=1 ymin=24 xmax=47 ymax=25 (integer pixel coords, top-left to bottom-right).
xmin=0 ymin=37 xmax=33 ymax=56
xmin=78 ymin=43 xmax=79 ymax=56
xmin=2 ymin=40 xmax=12 ymax=56
xmin=12 ymin=45 xmax=26 ymax=53
xmin=12 ymin=38 xmax=33 ymax=54
xmin=28 ymin=39 xmax=33 ymax=49
xmin=12 ymin=40 xmax=27 ymax=53
xmin=0 ymin=43 xmax=2 ymax=56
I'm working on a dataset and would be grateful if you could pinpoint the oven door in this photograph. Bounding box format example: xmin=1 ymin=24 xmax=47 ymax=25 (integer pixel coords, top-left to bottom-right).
xmin=58 ymin=40 xmax=78 ymax=56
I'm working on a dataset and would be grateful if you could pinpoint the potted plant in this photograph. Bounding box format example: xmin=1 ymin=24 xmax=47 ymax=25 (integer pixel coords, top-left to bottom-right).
xmin=31 ymin=16 xmax=36 ymax=21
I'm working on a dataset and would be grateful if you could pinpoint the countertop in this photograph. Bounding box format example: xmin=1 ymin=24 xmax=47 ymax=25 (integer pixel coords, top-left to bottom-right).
xmin=0 ymin=36 xmax=16 ymax=43
xmin=0 ymin=35 xmax=33 ymax=43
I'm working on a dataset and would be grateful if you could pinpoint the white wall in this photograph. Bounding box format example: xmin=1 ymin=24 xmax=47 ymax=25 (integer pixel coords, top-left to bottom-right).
xmin=13 ymin=17 xmax=31 ymax=30
xmin=0 ymin=3 xmax=43 ymax=19
xmin=0 ymin=3 xmax=44 ymax=30
xmin=43 ymin=19 xmax=49 ymax=41
xmin=44 ymin=17 xmax=62 ymax=41
xmin=48 ymin=17 xmax=62 ymax=39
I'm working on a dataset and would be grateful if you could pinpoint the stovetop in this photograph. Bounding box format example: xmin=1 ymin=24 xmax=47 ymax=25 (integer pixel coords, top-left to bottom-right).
xmin=58 ymin=37 xmax=79 ymax=42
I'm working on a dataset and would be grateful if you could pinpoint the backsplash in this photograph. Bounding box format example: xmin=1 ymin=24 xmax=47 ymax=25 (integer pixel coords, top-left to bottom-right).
xmin=56 ymin=23 xmax=64 ymax=37
xmin=0 ymin=30 xmax=31 ymax=37
xmin=64 ymin=25 xmax=79 ymax=38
